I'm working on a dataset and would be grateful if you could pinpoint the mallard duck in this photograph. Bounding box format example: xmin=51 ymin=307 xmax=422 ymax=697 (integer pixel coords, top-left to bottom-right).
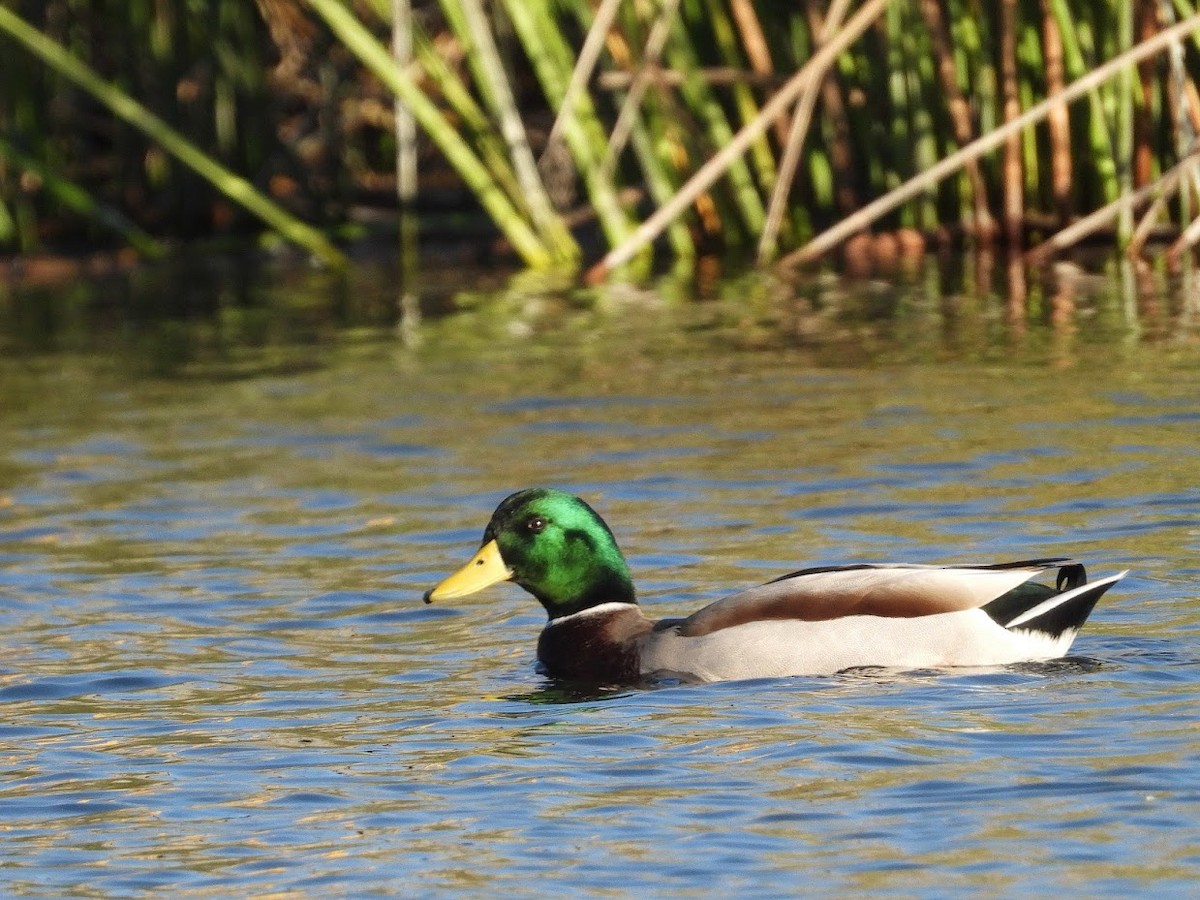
xmin=423 ymin=488 xmax=1126 ymax=683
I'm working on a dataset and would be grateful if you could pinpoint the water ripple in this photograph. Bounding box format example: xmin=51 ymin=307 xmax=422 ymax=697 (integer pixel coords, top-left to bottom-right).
xmin=2 ymin=317 xmax=1199 ymax=895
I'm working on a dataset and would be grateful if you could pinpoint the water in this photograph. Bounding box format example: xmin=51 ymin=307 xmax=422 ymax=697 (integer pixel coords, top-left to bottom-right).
xmin=1 ymin=256 xmax=1199 ymax=895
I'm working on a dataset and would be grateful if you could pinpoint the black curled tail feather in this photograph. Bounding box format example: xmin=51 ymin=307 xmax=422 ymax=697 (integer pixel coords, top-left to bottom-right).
xmin=1056 ymin=563 xmax=1087 ymax=592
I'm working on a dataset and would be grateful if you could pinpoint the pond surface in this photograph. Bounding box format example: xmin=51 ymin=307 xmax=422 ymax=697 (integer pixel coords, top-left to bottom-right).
xmin=1 ymin=255 xmax=1199 ymax=895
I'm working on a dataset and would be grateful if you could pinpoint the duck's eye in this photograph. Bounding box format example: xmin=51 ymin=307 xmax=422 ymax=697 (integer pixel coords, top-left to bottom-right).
xmin=526 ymin=516 xmax=547 ymax=534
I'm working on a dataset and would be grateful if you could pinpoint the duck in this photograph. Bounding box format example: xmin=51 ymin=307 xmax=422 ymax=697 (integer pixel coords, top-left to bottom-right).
xmin=423 ymin=488 xmax=1127 ymax=683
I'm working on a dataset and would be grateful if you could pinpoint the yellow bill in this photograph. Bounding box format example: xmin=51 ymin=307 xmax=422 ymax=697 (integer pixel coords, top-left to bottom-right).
xmin=423 ymin=539 xmax=513 ymax=603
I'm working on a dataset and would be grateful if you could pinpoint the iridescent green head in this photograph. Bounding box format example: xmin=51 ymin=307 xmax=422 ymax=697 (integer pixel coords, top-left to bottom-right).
xmin=424 ymin=489 xmax=637 ymax=618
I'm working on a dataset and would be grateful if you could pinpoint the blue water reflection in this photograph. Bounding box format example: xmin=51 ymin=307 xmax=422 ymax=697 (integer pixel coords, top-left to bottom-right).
xmin=1 ymin=262 xmax=1199 ymax=895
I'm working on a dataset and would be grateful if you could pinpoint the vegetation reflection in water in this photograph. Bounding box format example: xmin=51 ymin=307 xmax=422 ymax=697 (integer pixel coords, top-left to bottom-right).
xmin=2 ymin=249 xmax=1199 ymax=373
xmin=0 ymin=255 xmax=1198 ymax=894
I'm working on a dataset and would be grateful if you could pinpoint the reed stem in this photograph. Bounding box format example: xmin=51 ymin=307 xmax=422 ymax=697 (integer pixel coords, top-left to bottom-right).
xmin=0 ymin=3 xmax=345 ymax=267
xmin=783 ymin=13 xmax=1200 ymax=267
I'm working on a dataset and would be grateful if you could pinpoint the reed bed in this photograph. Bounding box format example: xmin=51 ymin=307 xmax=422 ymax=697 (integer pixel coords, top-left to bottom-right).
xmin=2 ymin=1 xmax=1200 ymax=275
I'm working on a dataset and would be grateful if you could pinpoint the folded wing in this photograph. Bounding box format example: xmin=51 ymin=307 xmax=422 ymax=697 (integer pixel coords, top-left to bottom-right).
xmin=679 ymin=559 xmax=1077 ymax=637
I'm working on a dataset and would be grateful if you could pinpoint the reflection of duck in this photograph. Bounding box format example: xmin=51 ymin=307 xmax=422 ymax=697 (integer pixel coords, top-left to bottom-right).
xmin=425 ymin=489 xmax=1126 ymax=683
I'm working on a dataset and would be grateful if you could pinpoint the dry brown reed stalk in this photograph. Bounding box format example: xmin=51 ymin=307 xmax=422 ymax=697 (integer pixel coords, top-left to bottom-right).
xmin=756 ymin=0 xmax=853 ymax=264
xmin=600 ymin=0 xmax=681 ymax=180
xmin=587 ymin=0 xmax=892 ymax=281
xmin=1026 ymin=149 xmax=1200 ymax=261
xmin=1040 ymin=0 xmax=1073 ymax=226
xmin=781 ymin=13 xmax=1200 ymax=268
xmin=728 ymin=0 xmax=788 ymax=143
xmin=1000 ymin=0 xmax=1024 ymax=249
xmin=392 ymin=0 xmax=417 ymax=207
xmin=920 ymin=0 xmax=996 ymax=241
xmin=541 ymin=0 xmax=624 ymax=169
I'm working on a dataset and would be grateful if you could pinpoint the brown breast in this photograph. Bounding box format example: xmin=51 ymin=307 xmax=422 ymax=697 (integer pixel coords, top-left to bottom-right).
xmin=536 ymin=605 xmax=654 ymax=682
